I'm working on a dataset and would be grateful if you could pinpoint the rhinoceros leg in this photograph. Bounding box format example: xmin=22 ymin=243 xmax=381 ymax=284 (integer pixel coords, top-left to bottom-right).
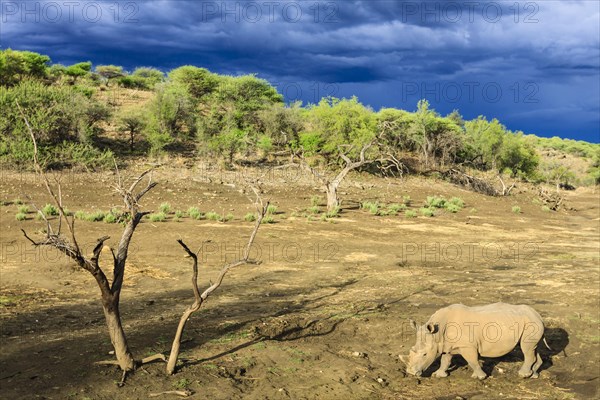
xmin=530 ymin=352 xmax=543 ymax=378
xmin=433 ymin=353 xmax=452 ymax=378
xmin=518 ymin=345 xmax=537 ymax=378
xmin=461 ymin=348 xmax=486 ymax=380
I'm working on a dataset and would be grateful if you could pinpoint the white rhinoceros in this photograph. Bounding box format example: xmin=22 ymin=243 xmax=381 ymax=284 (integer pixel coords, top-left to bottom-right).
xmin=402 ymin=303 xmax=550 ymax=380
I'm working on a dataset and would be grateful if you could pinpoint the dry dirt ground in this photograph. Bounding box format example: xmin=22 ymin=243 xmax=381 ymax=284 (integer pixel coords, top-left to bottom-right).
xmin=0 ymin=165 xmax=598 ymax=400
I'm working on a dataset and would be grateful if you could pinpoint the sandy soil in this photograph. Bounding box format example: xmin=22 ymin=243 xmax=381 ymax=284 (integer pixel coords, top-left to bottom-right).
xmin=1 ymin=165 xmax=598 ymax=400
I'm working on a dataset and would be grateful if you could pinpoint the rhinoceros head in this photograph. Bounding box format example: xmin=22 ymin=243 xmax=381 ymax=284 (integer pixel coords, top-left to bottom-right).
xmin=404 ymin=319 xmax=440 ymax=377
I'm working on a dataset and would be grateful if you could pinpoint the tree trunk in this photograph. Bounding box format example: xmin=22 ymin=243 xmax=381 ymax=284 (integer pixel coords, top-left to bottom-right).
xmin=130 ymin=130 xmax=135 ymax=152
xmin=103 ymin=300 xmax=136 ymax=372
xmin=325 ymin=182 xmax=340 ymax=212
xmin=166 ymin=307 xmax=198 ymax=375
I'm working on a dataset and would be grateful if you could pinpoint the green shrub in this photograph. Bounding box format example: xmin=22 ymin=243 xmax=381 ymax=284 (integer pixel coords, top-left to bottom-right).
xmin=512 ymin=206 xmax=521 ymax=214
xmin=402 ymin=195 xmax=411 ymax=205
xmin=307 ymin=205 xmax=320 ymax=214
xmin=447 ymin=197 xmax=464 ymax=208
xmin=159 ymin=202 xmax=171 ymax=214
xmin=174 ymin=210 xmax=185 ymax=219
xmin=267 ymin=204 xmax=278 ymax=214
xmin=387 ymin=203 xmax=405 ymax=214
xmin=361 ymin=201 xmax=380 ymax=215
xmin=262 ymin=215 xmax=275 ymax=224
xmin=15 ymin=212 xmax=27 ymax=221
xmin=405 ymin=210 xmax=417 ymax=218
xmin=187 ymin=206 xmax=203 ymax=220
xmin=419 ymin=207 xmax=435 ymax=217
xmin=17 ymin=205 xmax=29 ymax=214
xmin=244 ymin=212 xmax=256 ymax=222
xmin=42 ymin=204 xmax=59 ymax=216
xmin=86 ymin=211 xmax=106 ymax=222
xmin=310 ymin=195 xmax=322 ymax=207
xmin=445 ymin=204 xmax=461 ymax=213
xmin=103 ymin=212 xmax=117 ymax=223
xmin=149 ymin=212 xmax=167 ymax=222
xmin=325 ymin=206 xmax=340 ymax=218
xmin=222 ymin=213 xmax=234 ymax=222
xmin=426 ymin=196 xmax=446 ymax=208
xmin=541 ymin=205 xmax=551 ymax=212
xmin=206 ymin=211 xmax=220 ymax=221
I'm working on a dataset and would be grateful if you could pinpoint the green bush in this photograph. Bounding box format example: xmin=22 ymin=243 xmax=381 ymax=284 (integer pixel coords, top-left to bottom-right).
xmin=512 ymin=206 xmax=521 ymax=214
xmin=361 ymin=201 xmax=380 ymax=215
xmin=15 ymin=212 xmax=27 ymax=221
xmin=387 ymin=203 xmax=406 ymax=213
xmin=187 ymin=207 xmax=203 ymax=220
xmin=310 ymin=195 xmax=322 ymax=207
xmin=0 ymin=49 xmax=50 ymax=87
xmin=402 ymin=195 xmax=412 ymax=205
xmin=267 ymin=204 xmax=278 ymax=214
xmin=174 ymin=210 xmax=185 ymax=219
xmin=85 ymin=211 xmax=106 ymax=222
xmin=447 ymin=197 xmax=464 ymax=208
xmin=541 ymin=205 xmax=551 ymax=212
xmin=445 ymin=204 xmax=461 ymax=213
xmin=149 ymin=212 xmax=167 ymax=222
xmin=426 ymin=196 xmax=446 ymax=208
xmin=0 ymin=80 xmax=110 ymax=154
xmin=419 ymin=207 xmax=435 ymax=217
xmin=405 ymin=210 xmax=417 ymax=218
xmin=307 ymin=205 xmax=320 ymax=214
xmin=103 ymin=212 xmax=117 ymax=223
xmin=159 ymin=202 xmax=171 ymax=214
xmin=42 ymin=203 xmax=59 ymax=216
xmin=205 ymin=211 xmax=220 ymax=221
xmin=244 ymin=212 xmax=256 ymax=222
xmin=17 ymin=205 xmax=29 ymax=214
xmin=262 ymin=215 xmax=275 ymax=224
xmin=222 ymin=213 xmax=234 ymax=222
xmin=325 ymin=206 xmax=340 ymax=218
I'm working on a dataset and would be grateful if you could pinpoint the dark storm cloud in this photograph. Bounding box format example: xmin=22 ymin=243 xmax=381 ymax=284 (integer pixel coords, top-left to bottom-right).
xmin=1 ymin=0 xmax=598 ymax=140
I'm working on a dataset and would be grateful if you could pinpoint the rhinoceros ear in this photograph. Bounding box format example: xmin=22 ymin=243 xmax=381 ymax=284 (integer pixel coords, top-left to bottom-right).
xmin=426 ymin=323 xmax=439 ymax=334
xmin=409 ymin=319 xmax=418 ymax=331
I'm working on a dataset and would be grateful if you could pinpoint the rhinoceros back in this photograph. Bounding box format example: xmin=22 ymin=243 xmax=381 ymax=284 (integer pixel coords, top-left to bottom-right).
xmin=429 ymin=303 xmax=544 ymax=358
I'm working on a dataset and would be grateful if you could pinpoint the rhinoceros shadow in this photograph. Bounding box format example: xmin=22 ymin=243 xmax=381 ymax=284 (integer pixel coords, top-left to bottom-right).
xmin=422 ymin=327 xmax=569 ymax=377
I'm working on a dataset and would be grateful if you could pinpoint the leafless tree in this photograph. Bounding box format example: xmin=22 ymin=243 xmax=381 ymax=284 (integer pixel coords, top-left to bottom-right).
xmin=18 ymin=103 xmax=164 ymax=382
xmin=497 ymin=174 xmax=516 ymax=196
xmin=166 ymin=188 xmax=269 ymax=374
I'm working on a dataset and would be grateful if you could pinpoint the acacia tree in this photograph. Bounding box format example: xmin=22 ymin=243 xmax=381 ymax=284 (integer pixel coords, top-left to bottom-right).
xmin=18 ymin=104 xmax=163 ymax=381
xmin=118 ymin=108 xmax=147 ymax=152
xmin=300 ymin=143 xmax=373 ymax=213
xmin=296 ymin=97 xmax=377 ymax=213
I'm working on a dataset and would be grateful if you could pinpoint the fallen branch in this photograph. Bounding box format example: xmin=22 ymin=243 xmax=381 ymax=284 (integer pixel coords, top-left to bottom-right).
xmin=149 ymin=390 xmax=194 ymax=398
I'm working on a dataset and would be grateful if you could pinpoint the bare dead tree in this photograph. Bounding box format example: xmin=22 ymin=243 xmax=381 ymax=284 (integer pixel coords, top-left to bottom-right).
xmin=17 ymin=103 xmax=163 ymax=381
xmin=299 ymin=143 xmax=373 ymax=213
xmin=497 ymin=175 xmax=516 ymax=196
xmin=166 ymin=188 xmax=269 ymax=375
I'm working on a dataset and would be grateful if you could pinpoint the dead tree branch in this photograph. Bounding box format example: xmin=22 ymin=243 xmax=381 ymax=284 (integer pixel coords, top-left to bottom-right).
xmin=497 ymin=175 xmax=516 ymax=196
xmin=166 ymin=195 xmax=269 ymax=374
xmin=18 ymin=104 xmax=158 ymax=374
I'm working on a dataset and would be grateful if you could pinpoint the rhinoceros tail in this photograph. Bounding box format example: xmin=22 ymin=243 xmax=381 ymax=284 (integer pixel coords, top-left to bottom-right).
xmin=542 ymin=337 xmax=552 ymax=351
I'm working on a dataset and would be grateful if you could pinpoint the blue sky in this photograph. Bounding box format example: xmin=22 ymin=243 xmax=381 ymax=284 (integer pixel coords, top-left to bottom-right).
xmin=1 ymin=0 xmax=599 ymax=142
